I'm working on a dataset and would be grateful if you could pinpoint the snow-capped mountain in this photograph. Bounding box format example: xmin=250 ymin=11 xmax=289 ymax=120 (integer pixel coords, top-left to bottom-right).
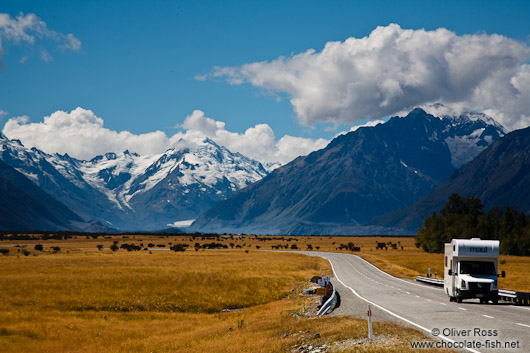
xmin=0 ymin=157 xmax=84 ymax=231
xmin=190 ymin=108 xmax=507 ymax=235
xmin=0 ymin=134 xmax=268 ymax=230
xmin=434 ymin=110 xmax=507 ymax=168
xmin=372 ymin=124 xmax=530 ymax=232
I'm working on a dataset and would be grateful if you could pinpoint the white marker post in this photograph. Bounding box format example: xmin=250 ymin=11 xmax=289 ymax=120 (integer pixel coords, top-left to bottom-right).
xmin=367 ymin=305 xmax=373 ymax=342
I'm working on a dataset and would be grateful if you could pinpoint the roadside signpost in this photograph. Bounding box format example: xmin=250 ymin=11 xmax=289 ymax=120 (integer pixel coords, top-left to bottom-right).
xmin=316 ymin=287 xmax=327 ymax=296
xmin=367 ymin=305 xmax=373 ymax=341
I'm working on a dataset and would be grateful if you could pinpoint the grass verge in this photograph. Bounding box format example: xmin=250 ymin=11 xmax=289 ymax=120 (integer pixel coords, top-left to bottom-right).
xmin=0 ymin=248 xmax=453 ymax=352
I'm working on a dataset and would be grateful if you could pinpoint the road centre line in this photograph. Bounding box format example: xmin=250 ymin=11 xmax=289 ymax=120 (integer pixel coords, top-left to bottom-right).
xmin=343 ymin=254 xmax=443 ymax=291
xmin=483 ymin=315 xmax=494 ymax=319
xmin=312 ymin=252 xmax=530 ymax=352
xmin=327 ymin=258 xmax=481 ymax=353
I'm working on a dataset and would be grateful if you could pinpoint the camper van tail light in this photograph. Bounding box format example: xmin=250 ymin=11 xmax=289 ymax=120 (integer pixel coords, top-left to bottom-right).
xmin=461 ymin=279 xmax=466 ymax=289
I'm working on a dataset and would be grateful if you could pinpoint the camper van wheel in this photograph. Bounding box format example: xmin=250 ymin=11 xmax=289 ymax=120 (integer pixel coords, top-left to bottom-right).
xmin=479 ymin=298 xmax=486 ymax=304
xmin=449 ymin=296 xmax=455 ymax=302
xmin=457 ymin=296 xmax=462 ymax=303
xmin=492 ymin=298 xmax=498 ymax=305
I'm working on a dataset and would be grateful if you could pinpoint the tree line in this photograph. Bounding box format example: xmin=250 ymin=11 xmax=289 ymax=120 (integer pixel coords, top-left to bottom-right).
xmin=415 ymin=193 xmax=530 ymax=255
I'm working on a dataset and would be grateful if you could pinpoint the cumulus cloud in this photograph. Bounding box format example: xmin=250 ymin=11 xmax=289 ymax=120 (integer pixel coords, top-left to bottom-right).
xmin=2 ymin=108 xmax=328 ymax=165
xmin=173 ymin=110 xmax=328 ymax=164
xmin=0 ymin=12 xmax=81 ymax=65
xmin=3 ymin=108 xmax=170 ymax=159
xmin=211 ymin=24 xmax=530 ymax=131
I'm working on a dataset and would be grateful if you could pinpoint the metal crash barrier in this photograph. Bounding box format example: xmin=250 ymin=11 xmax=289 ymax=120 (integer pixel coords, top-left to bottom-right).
xmin=416 ymin=276 xmax=530 ymax=305
xmin=317 ymin=281 xmax=336 ymax=316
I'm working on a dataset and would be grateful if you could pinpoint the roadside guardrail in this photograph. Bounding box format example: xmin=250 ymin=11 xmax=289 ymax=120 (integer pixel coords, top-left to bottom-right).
xmin=317 ymin=281 xmax=336 ymax=316
xmin=498 ymin=289 xmax=530 ymax=305
xmin=416 ymin=276 xmax=530 ymax=305
xmin=416 ymin=276 xmax=443 ymax=286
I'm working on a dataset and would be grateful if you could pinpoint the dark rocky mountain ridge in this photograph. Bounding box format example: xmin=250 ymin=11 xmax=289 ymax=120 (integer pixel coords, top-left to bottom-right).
xmin=0 ymin=158 xmax=84 ymax=231
xmin=190 ymin=108 xmax=505 ymax=235
xmin=371 ymin=125 xmax=530 ymax=231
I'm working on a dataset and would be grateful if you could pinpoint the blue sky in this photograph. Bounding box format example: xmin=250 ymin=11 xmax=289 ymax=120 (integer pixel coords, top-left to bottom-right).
xmin=1 ymin=1 xmax=530 ymax=163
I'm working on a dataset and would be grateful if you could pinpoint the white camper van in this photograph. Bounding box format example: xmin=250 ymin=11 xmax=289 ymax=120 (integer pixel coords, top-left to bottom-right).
xmin=444 ymin=238 xmax=505 ymax=304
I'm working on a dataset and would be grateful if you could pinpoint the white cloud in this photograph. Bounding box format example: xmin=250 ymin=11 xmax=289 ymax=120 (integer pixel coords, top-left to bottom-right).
xmin=211 ymin=24 xmax=530 ymax=131
xmin=40 ymin=49 xmax=52 ymax=62
xmin=180 ymin=110 xmax=226 ymax=136
xmin=2 ymin=108 xmax=328 ymax=165
xmin=276 ymin=135 xmax=329 ymax=162
xmin=174 ymin=110 xmax=328 ymax=164
xmin=3 ymin=108 xmax=169 ymax=160
xmin=0 ymin=12 xmax=81 ymax=65
xmin=64 ymin=33 xmax=81 ymax=51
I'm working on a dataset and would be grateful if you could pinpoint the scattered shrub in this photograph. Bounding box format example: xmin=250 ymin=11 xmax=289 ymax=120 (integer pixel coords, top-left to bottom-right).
xmin=170 ymin=244 xmax=188 ymax=252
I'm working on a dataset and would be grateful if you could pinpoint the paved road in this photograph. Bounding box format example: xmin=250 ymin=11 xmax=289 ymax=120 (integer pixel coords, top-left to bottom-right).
xmin=304 ymin=252 xmax=530 ymax=353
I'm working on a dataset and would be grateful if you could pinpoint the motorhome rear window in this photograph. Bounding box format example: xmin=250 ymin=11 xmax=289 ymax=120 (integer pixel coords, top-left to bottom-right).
xmin=459 ymin=261 xmax=496 ymax=275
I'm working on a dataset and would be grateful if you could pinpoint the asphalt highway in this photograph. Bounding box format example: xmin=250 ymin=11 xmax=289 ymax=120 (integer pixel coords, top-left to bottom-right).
xmin=303 ymin=252 xmax=530 ymax=353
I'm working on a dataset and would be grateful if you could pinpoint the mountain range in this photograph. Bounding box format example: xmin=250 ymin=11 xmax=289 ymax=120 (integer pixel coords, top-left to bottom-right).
xmin=190 ymin=108 xmax=507 ymax=235
xmin=3 ymin=106 xmax=525 ymax=235
xmin=0 ymin=134 xmax=268 ymax=231
xmin=0 ymin=158 xmax=85 ymax=231
xmin=371 ymin=125 xmax=530 ymax=231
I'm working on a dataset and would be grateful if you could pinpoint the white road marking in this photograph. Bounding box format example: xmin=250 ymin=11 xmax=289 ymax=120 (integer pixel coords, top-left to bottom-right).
xmin=346 ymin=254 xmax=443 ymax=291
xmin=440 ymin=303 xmax=447 ymax=306
xmin=406 ymin=292 xmax=411 ymax=294
xmin=415 ymin=295 xmax=420 ymax=298
xmin=516 ymin=323 xmax=530 ymax=328
xmin=483 ymin=315 xmax=494 ymax=319
xmin=326 ymin=259 xmax=481 ymax=353
xmin=510 ymin=305 xmax=530 ymax=312
xmin=458 ymin=307 xmax=467 ymax=311
xmin=426 ymin=299 xmax=432 ymax=302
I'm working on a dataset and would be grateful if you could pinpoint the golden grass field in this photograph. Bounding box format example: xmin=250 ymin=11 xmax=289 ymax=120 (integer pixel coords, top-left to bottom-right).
xmin=26 ymin=233 xmax=524 ymax=289
xmin=0 ymin=235 xmax=460 ymax=352
xmin=9 ymin=233 xmax=525 ymax=287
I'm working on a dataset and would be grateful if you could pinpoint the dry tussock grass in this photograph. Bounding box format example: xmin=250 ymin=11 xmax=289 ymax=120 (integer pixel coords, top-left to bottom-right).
xmin=0 ymin=248 xmax=453 ymax=352
xmin=2 ymin=233 xmax=529 ymax=291
xmin=0 ymin=251 xmax=327 ymax=313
